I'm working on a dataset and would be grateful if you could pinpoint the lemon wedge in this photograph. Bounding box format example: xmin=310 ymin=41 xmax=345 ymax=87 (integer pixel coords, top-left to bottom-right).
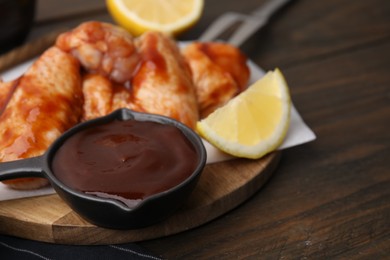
xmin=197 ymin=69 xmax=291 ymax=159
xmin=106 ymin=0 xmax=204 ymax=36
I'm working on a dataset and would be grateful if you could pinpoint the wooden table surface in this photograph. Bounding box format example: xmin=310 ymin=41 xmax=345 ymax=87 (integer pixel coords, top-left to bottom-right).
xmin=4 ymin=0 xmax=390 ymax=258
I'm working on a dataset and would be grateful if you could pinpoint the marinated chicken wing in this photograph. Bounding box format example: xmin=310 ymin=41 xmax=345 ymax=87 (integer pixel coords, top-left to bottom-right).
xmin=131 ymin=32 xmax=199 ymax=128
xmin=0 ymin=80 xmax=18 ymax=115
xmin=0 ymin=47 xmax=83 ymax=190
xmin=111 ymin=83 xmax=133 ymax=112
xmin=81 ymin=73 xmax=133 ymax=121
xmin=81 ymin=73 xmax=113 ymax=120
xmin=56 ymin=21 xmax=140 ymax=84
xmin=182 ymin=42 xmax=250 ymax=118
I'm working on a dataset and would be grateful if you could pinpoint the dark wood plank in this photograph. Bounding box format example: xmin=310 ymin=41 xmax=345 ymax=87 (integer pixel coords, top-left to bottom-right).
xmin=36 ymin=0 xmax=106 ymax=22
xmin=139 ymin=0 xmax=390 ymax=258
xmin=140 ymin=43 xmax=390 ymax=258
xmin=246 ymin=0 xmax=390 ymax=69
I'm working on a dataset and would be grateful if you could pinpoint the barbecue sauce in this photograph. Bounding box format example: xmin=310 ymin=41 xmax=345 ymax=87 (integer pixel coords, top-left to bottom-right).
xmin=51 ymin=119 xmax=199 ymax=207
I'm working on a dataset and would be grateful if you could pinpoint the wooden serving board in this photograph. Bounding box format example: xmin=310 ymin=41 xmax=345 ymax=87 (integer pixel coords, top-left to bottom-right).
xmin=0 ymin=31 xmax=280 ymax=245
xmin=0 ymin=153 xmax=280 ymax=245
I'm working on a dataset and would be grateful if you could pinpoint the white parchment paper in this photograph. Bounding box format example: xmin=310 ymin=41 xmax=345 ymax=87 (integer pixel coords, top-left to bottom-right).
xmin=0 ymin=56 xmax=316 ymax=201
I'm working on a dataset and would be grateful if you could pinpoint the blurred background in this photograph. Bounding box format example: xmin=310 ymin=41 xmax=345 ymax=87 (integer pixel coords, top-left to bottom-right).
xmin=1 ymin=0 xmax=258 ymax=54
xmin=0 ymin=0 xmax=106 ymax=54
xmin=0 ymin=0 xmax=36 ymax=54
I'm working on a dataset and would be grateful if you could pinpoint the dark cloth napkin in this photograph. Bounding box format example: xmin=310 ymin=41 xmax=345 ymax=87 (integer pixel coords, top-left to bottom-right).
xmin=0 ymin=234 xmax=163 ymax=260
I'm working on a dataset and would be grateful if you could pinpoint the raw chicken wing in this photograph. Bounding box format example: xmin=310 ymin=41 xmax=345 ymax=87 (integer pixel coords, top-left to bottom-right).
xmin=0 ymin=47 xmax=83 ymax=190
xmin=81 ymin=73 xmax=133 ymax=121
xmin=0 ymin=80 xmax=18 ymax=115
xmin=56 ymin=21 xmax=140 ymax=84
xmin=131 ymin=32 xmax=199 ymax=128
xmin=81 ymin=73 xmax=113 ymax=120
xmin=182 ymin=42 xmax=250 ymax=118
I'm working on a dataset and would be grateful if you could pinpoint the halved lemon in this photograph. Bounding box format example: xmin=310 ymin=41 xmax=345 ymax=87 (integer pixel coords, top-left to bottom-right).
xmin=197 ymin=69 xmax=291 ymax=159
xmin=106 ymin=0 xmax=204 ymax=36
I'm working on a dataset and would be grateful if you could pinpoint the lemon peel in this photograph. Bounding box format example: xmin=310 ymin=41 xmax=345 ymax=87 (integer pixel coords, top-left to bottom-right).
xmin=197 ymin=69 xmax=291 ymax=159
xmin=106 ymin=0 xmax=204 ymax=36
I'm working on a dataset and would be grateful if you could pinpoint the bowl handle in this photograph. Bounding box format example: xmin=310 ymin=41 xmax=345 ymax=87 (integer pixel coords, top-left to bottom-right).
xmin=0 ymin=156 xmax=45 ymax=181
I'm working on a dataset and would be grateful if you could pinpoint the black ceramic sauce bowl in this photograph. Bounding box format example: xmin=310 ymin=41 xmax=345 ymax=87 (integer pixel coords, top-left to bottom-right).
xmin=0 ymin=109 xmax=207 ymax=229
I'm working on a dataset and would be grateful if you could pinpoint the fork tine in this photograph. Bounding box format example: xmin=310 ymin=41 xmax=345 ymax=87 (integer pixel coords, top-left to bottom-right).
xmin=198 ymin=12 xmax=240 ymax=42
xmin=198 ymin=0 xmax=292 ymax=46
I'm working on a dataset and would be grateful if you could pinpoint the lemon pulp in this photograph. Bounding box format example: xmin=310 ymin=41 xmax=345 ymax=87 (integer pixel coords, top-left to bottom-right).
xmin=197 ymin=69 xmax=291 ymax=159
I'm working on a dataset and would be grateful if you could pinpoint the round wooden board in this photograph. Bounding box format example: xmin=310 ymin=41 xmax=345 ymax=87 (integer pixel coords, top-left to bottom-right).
xmin=0 ymin=153 xmax=280 ymax=245
xmin=0 ymin=31 xmax=280 ymax=245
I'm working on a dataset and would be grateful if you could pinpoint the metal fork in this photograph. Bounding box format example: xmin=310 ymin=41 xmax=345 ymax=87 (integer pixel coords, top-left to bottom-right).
xmin=199 ymin=0 xmax=292 ymax=47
